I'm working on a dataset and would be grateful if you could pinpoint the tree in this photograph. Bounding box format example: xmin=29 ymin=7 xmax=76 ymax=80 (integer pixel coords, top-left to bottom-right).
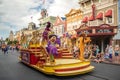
xmin=5 ymin=38 xmax=9 ymax=42
xmin=13 ymin=40 xmax=18 ymax=44
xmin=7 ymin=41 xmax=12 ymax=45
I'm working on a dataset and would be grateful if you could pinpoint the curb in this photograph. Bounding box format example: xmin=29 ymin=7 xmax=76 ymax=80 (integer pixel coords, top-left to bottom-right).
xmin=102 ymin=61 xmax=120 ymax=66
xmin=91 ymin=61 xmax=120 ymax=66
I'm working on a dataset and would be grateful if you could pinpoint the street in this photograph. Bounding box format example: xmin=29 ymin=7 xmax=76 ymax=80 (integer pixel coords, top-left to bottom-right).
xmin=0 ymin=50 xmax=120 ymax=80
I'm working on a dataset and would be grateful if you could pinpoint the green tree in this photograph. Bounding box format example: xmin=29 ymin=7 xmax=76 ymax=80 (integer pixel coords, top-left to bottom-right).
xmin=13 ymin=40 xmax=18 ymax=44
xmin=7 ymin=41 xmax=12 ymax=45
xmin=5 ymin=38 xmax=9 ymax=42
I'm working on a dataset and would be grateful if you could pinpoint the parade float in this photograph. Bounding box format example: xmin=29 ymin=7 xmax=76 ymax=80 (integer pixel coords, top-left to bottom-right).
xmin=19 ymin=22 xmax=94 ymax=76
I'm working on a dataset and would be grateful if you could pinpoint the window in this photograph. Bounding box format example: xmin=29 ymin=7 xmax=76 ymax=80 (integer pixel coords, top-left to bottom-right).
xmin=107 ymin=17 xmax=112 ymax=23
xmin=105 ymin=9 xmax=113 ymax=24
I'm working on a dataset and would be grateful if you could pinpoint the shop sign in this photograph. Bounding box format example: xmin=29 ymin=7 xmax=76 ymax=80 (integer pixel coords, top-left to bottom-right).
xmin=77 ymin=30 xmax=92 ymax=35
xmin=100 ymin=24 xmax=110 ymax=28
xmin=96 ymin=29 xmax=113 ymax=33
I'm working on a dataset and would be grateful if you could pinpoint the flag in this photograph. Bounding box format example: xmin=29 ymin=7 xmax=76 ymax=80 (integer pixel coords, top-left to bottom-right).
xmin=31 ymin=16 xmax=33 ymax=19
xmin=43 ymin=0 xmax=45 ymax=4
xmin=40 ymin=0 xmax=45 ymax=4
xmin=31 ymin=16 xmax=33 ymax=21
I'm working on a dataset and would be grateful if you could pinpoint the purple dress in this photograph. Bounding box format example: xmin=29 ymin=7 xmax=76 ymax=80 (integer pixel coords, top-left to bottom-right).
xmin=47 ymin=41 xmax=58 ymax=55
xmin=42 ymin=28 xmax=51 ymax=41
xmin=42 ymin=22 xmax=51 ymax=42
xmin=56 ymin=37 xmax=61 ymax=47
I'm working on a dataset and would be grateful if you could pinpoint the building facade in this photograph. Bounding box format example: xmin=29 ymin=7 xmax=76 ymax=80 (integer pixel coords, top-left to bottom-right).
xmin=28 ymin=22 xmax=36 ymax=30
xmin=14 ymin=31 xmax=20 ymax=41
xmin=64 ymin=9 xmax=83 ymax=45
xmin=9 ymin=30 xmax=14 ymax=41
xmin=113 ymin=0 xmax=120 ymax=46
xmin=76 ymin=0 xmax=118 ymax=52
xmin=53 ymin=16 xmax=66 ymax=37
xmin=15 ymin=22 xmax=37 ymax=43
xmin=65 ymin=9 xmax=83 ymax=33
xmin=39 ymin=16 xmax=56 ymax=29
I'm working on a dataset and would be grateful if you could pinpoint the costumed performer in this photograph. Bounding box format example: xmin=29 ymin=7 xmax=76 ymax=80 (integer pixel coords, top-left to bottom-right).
xmin=79 ymin=32 xmax=91 ymax=61
xmin=47 ymin=34 xmax=59 ymax=64
xmin=42 ymin=22 xmax=54 ymax=46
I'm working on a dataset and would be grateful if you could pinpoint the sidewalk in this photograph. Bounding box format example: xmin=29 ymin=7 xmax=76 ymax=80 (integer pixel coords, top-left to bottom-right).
xmin=91 ymin=59 xmax=120 ymax=65
xmin=102 ymin=60 xmax=120 ymax=65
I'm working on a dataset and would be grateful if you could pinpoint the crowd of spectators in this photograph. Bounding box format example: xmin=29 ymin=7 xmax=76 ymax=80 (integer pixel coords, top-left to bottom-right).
xmin=0 ymin=43 xmax=20 ymax=54
xmin=88 ymin=44 xmax=120 ymax=64
xmin=72 ymin=44 xmax=120 ymax=64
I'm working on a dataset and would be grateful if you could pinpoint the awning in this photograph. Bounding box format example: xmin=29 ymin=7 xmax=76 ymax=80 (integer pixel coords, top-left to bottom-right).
xmin=105 ymin=9 xmax=112 ymax=17
xmin=89 ymin=15 xmax=94 ymax=21
xmin=96 ymin=12 xmax=103 ymax=20
xmin=82 ymin=17 xmax=88 ymax=23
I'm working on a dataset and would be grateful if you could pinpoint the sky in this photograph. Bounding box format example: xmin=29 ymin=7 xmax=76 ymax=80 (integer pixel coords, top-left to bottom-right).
xmin=0 ymin=0 xmax=80 ymax=40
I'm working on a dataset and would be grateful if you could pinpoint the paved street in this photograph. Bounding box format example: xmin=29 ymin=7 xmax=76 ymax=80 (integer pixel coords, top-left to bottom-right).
xmin=0 ymin=50 xmax=120 ymax=80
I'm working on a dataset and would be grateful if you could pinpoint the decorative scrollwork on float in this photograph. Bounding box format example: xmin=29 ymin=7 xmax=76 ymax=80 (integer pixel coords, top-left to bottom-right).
xmin=20 ymin=32 xmax=28 ymax=49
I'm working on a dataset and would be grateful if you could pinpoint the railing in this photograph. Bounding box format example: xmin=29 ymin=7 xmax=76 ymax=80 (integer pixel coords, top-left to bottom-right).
xmin=89 ymin=20 xmax=104 ymax=26
xmin=89 ymin=20 xmax=98 ymax=26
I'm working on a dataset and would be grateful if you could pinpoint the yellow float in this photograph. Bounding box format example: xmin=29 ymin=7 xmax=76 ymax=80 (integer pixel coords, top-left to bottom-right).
xmin=19 ymin=22 xmax=94 ymax=76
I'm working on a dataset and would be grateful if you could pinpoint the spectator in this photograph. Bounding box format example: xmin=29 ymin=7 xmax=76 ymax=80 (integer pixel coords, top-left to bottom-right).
xmin=114 ymin=45 xmax=120 ymax=63
xmin=108 ymin=45 xmax=114 ymax=62
xmin=16 ymin=46 xmax=19 ymax=51
xmin=92 ymin=44 xmax=97 ymax=57
xmin=93 ymin=53 xmax=102 ymax=63
xmin=96 ymin=45 xmax=100 ymax=55
xmin=104 ymin=52 xmax=109 ymax=61
xmin=84 ymin=45 xmax=91 ymax=59
xmin=93 ymin=52 xmax=104 ymax=63
xmin=4 ymin=45 xmax=9 ymax=54
xmin=73 ymin=45 xmax=79 ymax=59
